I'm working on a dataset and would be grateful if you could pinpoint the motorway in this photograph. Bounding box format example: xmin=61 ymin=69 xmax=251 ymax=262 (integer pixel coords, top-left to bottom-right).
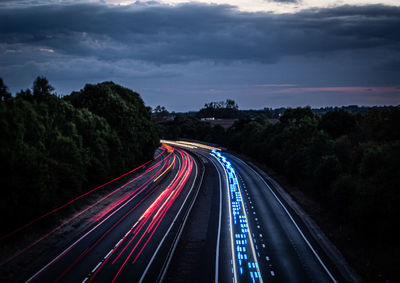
xmin=164 ymin=141 xmax=337 ymax=283
xmin=1 ymin=145 xmax=203 ymax=282
xmin=0 ymin=141 xmax=339 ymax=282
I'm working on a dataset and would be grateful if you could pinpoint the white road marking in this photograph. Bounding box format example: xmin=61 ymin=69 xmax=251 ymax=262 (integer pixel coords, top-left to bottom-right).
xmin=91 ymin=262 xmax=102 ymax=273
xmin=203 ymin=155 xmax=223 ymax=283
xmin=115 ymin=239 xmax=123 ymax=248
xmin=104 ymin=249 xmax=113 ymax=260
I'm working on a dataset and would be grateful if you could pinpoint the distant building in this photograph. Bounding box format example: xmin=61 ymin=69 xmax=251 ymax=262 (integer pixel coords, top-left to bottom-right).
xmin=201 ymin=117 xmax=215 ymax=121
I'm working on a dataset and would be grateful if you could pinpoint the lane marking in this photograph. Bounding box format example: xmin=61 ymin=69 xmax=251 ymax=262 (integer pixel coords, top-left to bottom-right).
xmin=206 ymin=155 xmax=223 ymax=283
xmin=104 ymin=250 xmax=113 ymax=260
xmin=91 ymin=262 xmax=102 ymax=273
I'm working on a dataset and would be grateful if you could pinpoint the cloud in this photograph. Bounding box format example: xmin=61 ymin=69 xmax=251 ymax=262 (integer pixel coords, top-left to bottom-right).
xmin=0 ymin=1 xmax=399 ymax=109
xmin=268 ymin=0 xmax=300 ymax=3
xmin=1 ymin=2 xmax=399 ymax=65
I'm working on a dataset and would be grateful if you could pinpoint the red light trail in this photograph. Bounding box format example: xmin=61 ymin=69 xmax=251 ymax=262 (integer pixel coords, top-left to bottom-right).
xmin=18 ymin=144 xmax=197 ymax=283
xmin=0 ymin=147 xmax=167 ymax=242
xmin=82 ymin=148 xmax=194 ymax=283
xmin=0 ymin=147 xmax=171 ymax=268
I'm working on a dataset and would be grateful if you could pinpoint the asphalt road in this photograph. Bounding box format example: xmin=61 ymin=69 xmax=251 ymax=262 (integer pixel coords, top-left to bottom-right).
xmin=224 ymin=151 xmax=336 ymax=282
xmin=1 ymin=145 xmax=203 ymax=283
xmin=164 ymin=141 xmax=338 ymax=283
xmin=2 ymin=141 xmax=341 ymax=282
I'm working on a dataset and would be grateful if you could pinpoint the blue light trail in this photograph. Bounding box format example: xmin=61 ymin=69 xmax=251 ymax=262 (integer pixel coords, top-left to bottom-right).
xmin=211 ymin=150 xmax=263 ymax=283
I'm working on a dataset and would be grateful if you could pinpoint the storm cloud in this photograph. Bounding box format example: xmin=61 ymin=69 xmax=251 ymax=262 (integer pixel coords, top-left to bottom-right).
xmin=1 ymin=3 xmax=400 ymax=63
xmin=0 ymin=1 xmax=399 ymax=109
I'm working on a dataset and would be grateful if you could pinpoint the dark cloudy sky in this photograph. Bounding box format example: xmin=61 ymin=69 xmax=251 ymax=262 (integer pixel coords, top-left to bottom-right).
xmin=1 ymin=0 xmax=399 ymax=111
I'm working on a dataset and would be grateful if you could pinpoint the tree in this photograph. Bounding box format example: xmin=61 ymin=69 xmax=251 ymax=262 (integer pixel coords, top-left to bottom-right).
xmin=153 ymin=105 xmax=169 ymax=121
xmin=0 ymin=78 xmax=12 ymax=102
xmin=33 ymin=76 xmax=54 ymax=97
xmin=319 ymin=109 xmax=356 ymax=139
xmin=226 ymin=99 xmax=238 ymax=110
xmin=198 ymin=99 xmax=239 ymax=118
xmin=65 ymin=81 xmax=159 ymax=170
xmin=279 ymin=106 xmax=314 ymax=125
xmin=0 ymin=78 xmax=160 ymax=237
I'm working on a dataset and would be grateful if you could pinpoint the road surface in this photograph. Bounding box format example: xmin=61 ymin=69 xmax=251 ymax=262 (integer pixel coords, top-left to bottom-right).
xmin=164 ymin=141 xmax=338 ymax=283
xmin=1 ymin=145 xmax=203 ymax=282
xmin=1 ymin=141 xmax=342 ymax=282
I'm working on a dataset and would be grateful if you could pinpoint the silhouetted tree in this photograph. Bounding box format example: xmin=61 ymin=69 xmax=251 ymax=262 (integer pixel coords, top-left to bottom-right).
xmin=0 ymin=78 xmax=12 ymax=102
xmin=0 ymin=77 xmax=160 ymax=237
xmin=33 ymin=76 xmax=54 ymax=97
xmin=198 ymin=99 xmax=239 ymax=118
xmin=319 ymin=109 xmax=356 ymax=138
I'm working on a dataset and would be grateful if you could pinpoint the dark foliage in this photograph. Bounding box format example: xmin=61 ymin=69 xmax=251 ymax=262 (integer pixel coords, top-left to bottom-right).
xmin=159 ymin=116 xmax=225 ymax=145
xmin=197 ymin=99 xmax=239 ymax=118
xmin=0 ymin=78 xmax=159 ymax=236
xmin=319 ymin=109 xmax=356 ymax=138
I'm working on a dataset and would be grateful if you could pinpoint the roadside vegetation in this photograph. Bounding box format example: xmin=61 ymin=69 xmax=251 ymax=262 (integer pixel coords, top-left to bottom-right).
xmin=159 ymin=101 xmax=400 ymax=281
xmin=0 ymin=77 xmax=159 ymax=237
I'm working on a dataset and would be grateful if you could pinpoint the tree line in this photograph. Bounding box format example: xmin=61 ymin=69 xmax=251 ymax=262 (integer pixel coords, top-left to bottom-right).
xmin=156 ymin=99 xmax=393 ymax=120
xmin=0 ymin=77 xmax=159 ymax=236
xmin=159 ymin=103 xmax=400 ymax=281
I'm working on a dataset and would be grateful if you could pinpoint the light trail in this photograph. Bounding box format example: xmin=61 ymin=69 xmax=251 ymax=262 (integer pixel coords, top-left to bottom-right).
xmin=2 ymin=149 xmax=172 ymax=268
xmin=53 ymin=185 xmax=161 ymax=283
xmin=161 ymin=139 xmax=222 ymax=151
xmin=211 ymin=150 xmax=263 ymax=283
xmin=25 ymin=148 xmax=179 ymax=282
xmin=0 ymin=147 xmax=167 ymax=242
xmin=153 ymin=155 xmax=176 ymax=182
xmin=160 ymin=140 xmax=197 ymax=149
xmin=80 ymin=148 xmax=194 ymax=283
xmin=176 ymin=140 xmax=222 ymax=151
xmin=110 ymin=149 xmax=193 ymax=282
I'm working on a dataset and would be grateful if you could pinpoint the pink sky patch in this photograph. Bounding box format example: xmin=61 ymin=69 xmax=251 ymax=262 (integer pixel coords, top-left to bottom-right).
xmin=272 ymin=86 xmax=400 ymax=94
